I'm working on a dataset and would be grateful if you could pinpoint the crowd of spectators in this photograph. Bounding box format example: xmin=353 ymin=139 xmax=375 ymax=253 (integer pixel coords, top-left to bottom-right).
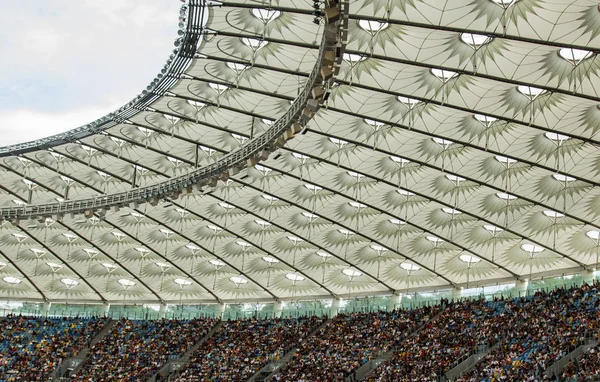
xmin=560 ymin=344 xmax=600 ymax=381
xmin=172 ymin=316 xmax=324 ymax=381
xmin=73 ymin=317 xmax=216 ymax=381
xmin=370 ymin=299 xmax=504 ymax=382
xmin=0 ymin=315 xmax=106 ymax=381
xmin=453 ymin=284 xmax=600 ymax=381
xmin=275 ymin=307 xmax=438 ymax=381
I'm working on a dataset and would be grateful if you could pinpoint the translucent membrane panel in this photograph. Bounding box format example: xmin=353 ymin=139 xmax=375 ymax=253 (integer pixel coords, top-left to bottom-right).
xmin=460 ymin=33 xmax=492 ymax=47
xmin=495 ymin=155 xmax=517 ymax=165
xmin=254 ymin=219 xmax=271 ymax=227
xmin=342 ymin=269 xmax=362 ymax=278
xmin=102 ymin=263 xmax=118 ymax=270
xmin=316 ymin=251 xmax=333 ymax=258
xmin=186 ymin=243 xmax=201 ymax=251
xmin=433 ymin=137 xmax=455 ymax=147
xmin=558 ymin=48 xmax=593 ymax=64
xmin=349 ymin=201 xmax=367 ymax=209
xmin=397 ymin=96 xmax=421 ymax=106
xmin=343 ymin=53 xmax=367 ymax=64
xmin=236 ymin=241 xmax=252 ymax=248
xmin=286 ymin=273 xmax=305 ymax=282
xmin=118 ymin=279 xmax=136 ymax=287
xmin=209 ymin=259 xmax=225 ymax=267
xmin=389 ymin=218 xmax=406 ymax=225
xmin=242 ymin=38 xmax=268 ymax=50
xmin=304 ymin=183 xmax=323 ymax=191
xmin=427 ymin=236 xmax=444 ymax=243
xmin=543 ymin=210 xmax=565 ymax=218
xmin=496 ymin=192 xmax=517 ymax=200
xmin=431 ymin=68 xmax=458 ymax=81
xmin=490 ymin=0 xmax=518 ymax=6
xmin=483 ymin=224 xmax=504 ymax=233
xmin=545 ymin=132 xmax=570 ymax=142
xmin=174 ymin=278 xmax=192 ymax=286
xmin=400 ymin=262 xmax=420 ymax=272
xmin=397 ymin=189 xmax=415 ymax=196
xmin=61 ymin=278 xmax=79 ymax=287
xmin=287 ymin=236 xmax=303 ymax=243
xmin=262 ymin=256 xmax=280 ymax=264
xmin=3 ymin=277 xmax=21 ymax=285
xmin=329 ymin=137 xmax=348 ymax=147
xmin=442 ymin=207 xmax=461 ymax=215
xmin=552 ymin=173 xmax=576 ymax=182
xmin=517 ymin=86 xmax=546 ymax=98
xmin=230 ymin=276 xmax=248 ymax=285
xmin=364 ymin=119 xmax=386 ymax=128
xmin=370 ymin=244 xmax=387 ymax=252
xmin=251 ymin=9 xmax=281 ymax=23
xmin=445 ymin=174 xmax=466 ymax=183
xmin=586 ymin=231 xmax=600 ymax=241
xmin=474 ymin=114 xmax=498 ymax=125
xmin=521 ymin=244 xmax=544 ymax=254
xmin=460 ymin=254 xmax=482 ymax=264
xmin=358 ymin=19 xmax=389 ymax=32
xmin=338 ymin=228 xmax=354 ymax=236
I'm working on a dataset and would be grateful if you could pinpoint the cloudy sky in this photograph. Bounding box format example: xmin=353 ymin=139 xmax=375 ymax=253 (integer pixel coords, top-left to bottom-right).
xmin=0 ymin=0 xmax=176 ymax=146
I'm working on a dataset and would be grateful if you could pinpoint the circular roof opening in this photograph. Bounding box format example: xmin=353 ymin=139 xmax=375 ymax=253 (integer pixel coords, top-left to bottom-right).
xmin=242 ymin=37 xmax=268 ymax=50
xmin=517 ymin=85 xmax=546 ymax=98
xmin=174 ymin=278 xmax=192 ymax=286
xmin=460 ymin=33 xmax=492 ymax=47
xmin=286 ymin=273 xmax=305 ymax=282
xmin=400 ymin=262 xmax=421 ymax=272
xmin=118 ymin=279 xmax=136 ymax=287
xmin=342 ymin=269 xmax=362 ymax=278
xmin=251 ymin=9 xmax=281 ymax=23
xmin=3 ymin=276 xmax=21 ymax=285
xmin=558 ymin=48 xmax=593 ymax=64
xmin=459 ymin=254 xmax=482 ymax=264
xmin=61 ymin=278 xmax=79 ymax=287
xmin=358 ymin=19 xmax=389 ymax=32
xmin=230 ymin=276 xmax=248 ymax=285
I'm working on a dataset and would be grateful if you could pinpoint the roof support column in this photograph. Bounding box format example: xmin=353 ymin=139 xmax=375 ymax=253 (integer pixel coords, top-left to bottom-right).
xmin=583 ymin=269 xmax=595 ymax=286
xmin=515 ymin=279 xmax=529 ymax=297
xmin=274 ymin=301 xmax=283 ymax=318
xmin=389 ymin=293 xmax=402 ymax=311
xmin=451 ymin=288 xmax=461 ymax=301
xmin=331 ymin=297 xmax=342 ymax=317
xmin=102 ymin=303 xmax=110 ymax=318
xmin=158 ymin=304 xmax=167 ymax=319
xmin=217 ymin=303 xmax=226 ymax=320
xmin=42 ymin=301 xmax=50 ymax=317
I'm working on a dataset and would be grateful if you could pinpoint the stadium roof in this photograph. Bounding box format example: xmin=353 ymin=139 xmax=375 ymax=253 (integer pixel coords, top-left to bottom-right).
xmin=0 ymin=0 xmax=599 ymax=304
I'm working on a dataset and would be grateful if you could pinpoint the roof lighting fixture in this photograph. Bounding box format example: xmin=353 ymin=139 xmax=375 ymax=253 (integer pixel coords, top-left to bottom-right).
xmin=236 ymin=241 xmax=252 ymax=248
xmin=445 ymin=174 xmax=466 ymax=183
xmin=494 ymin=155 xmax=517 ymax=165
xmin=427 ymin=236 xmax=444 ymax=244
xmin=255 ymin=219 xmax=271 ymax=227
xmin=483 ymin=224 xmax=504 ymax=234
xmin=397 ymin=95 xmax=421 ymax=107
xmin=586 ymin=231 xmax=600 ymax=241
xmin=342 ymin=269 xmax=362 ymax=278
xmin=218 ymin=202 xmax=235 ymax=210
xmin=432 ymin=137 xmax=455 ymax=148
xmin=474 ymin=114 xmax=498 ymax=126
xmin=397 ymin=189 xmax=415 ymax=196
xmin=210 ymin=259 xmax=225 ymax=267
xmin=304 ymin=183 xmax=323 ymax=192
xmin=389 ymin=218 xmax=406 ymax=225
xmin=316 ymin=251 xmax=333 ymax=258
xmin=543 ymin=210 xmax=565 ymax=218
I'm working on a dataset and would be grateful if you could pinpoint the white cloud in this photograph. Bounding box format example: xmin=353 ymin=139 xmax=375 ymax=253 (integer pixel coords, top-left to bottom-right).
xmin=0 ymin=105 xmax=122 ymax=146
xmin=0 ymin=0 xmax=176 ymax=147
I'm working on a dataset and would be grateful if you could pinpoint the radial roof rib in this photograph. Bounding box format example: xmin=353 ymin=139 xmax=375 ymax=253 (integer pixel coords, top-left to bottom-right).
xmin=0 ymin=248 xmax=46 ymax=301
xmin=2 ymin=0 xmax=600 ymax=301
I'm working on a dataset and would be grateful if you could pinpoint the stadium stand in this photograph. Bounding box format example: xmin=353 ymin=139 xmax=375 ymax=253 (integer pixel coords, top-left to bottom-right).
xmin=0 ymin=315 xmax=106 ymax=382
xmin=72 ymin=317 xmax=216 ymax=381
xmin=171 ymin=316 xmax=324 ymax=381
